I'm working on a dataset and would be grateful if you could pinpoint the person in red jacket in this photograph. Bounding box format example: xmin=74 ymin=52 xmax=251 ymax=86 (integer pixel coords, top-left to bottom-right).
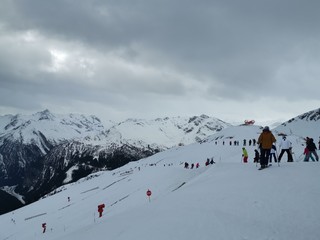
xmin=257 ymin=126 xmax=276 ymax=169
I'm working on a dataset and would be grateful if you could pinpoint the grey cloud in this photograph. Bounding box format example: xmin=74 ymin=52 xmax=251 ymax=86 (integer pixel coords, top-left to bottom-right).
xmin=0 ymin=0 xmax=319 ymax=121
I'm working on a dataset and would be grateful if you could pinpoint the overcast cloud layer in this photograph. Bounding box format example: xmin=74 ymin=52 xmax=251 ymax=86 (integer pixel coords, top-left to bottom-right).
xmin=0 ymin=0 xmax=319 ymax=125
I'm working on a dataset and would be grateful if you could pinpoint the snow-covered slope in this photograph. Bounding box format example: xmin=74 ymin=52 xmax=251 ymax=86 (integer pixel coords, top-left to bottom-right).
xmin=0 ymin=110 xmax=231 ymax=214
xmin=274 ymin=108 xmax=320 ymax=140
xmin=0 ymin=124 xmax=319 ymax=240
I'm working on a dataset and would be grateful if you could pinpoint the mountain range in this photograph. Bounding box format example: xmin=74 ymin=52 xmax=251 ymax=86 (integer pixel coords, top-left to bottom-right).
xmin=0 ymin=109 xmax=231 ymax=214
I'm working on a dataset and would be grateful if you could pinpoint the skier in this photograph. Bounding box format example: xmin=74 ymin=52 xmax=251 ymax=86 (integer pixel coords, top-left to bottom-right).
xmin=242 ymin=147 xmax=248 ymax=163
xmin=306 ymin=138 xmax=319 ymax=161
xmin=257 ymin=126 xmax=276 ymax=169
xmin=303 ymin=146 xmax=315 ymax=162
xmin=269 ymin=144 xmax=278 ymax=163
xmin=205 ymin=158 xmax=210 ymax=166
xmin=184 ymin=162 xmax=189 ymax=169
xmin=278 ymin=136 xmax=293 ymax=162
xmin=253 ymin=149 xmax=260 ymax=163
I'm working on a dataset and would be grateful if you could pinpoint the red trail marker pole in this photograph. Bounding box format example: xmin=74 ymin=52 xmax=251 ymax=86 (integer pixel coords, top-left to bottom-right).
xmin=146 ymin=189 xmax=152 ymax=202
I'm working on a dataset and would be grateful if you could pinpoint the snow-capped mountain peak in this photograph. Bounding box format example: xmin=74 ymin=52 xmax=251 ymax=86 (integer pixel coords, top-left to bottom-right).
xmin=0 ymin=110 xmax=105 ymax=145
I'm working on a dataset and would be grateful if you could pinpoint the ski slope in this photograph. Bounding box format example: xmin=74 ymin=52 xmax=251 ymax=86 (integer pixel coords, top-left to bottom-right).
xmin=0 ymin=125 xmax=319 ymax=240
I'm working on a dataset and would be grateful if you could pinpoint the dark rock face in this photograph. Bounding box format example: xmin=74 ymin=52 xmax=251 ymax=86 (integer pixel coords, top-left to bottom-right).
xmin=0 ymin=138 xmax=159 ymax=213
xmin=0 ymin=190 xmax=24 ymax=215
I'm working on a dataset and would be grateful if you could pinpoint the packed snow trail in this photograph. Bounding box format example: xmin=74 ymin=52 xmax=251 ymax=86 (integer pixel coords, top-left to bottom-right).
xmin=1 ymin=161 xmax=320 ymax=240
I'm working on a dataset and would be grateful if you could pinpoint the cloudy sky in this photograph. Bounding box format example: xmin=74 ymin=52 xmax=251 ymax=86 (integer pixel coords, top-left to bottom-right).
xmin=0 ymin=0 xmax=319 ymax=125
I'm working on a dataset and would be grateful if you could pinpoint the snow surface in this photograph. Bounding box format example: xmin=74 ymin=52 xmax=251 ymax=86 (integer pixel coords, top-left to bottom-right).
xmin=0 ymin=125 xmax=320 ymax=240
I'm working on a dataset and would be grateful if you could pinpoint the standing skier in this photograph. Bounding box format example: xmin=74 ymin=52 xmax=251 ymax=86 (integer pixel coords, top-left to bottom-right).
xmin=254 ymin=149 xmax=260 ymax=163
xmin=278 ymin=136 xmax=293 ymax=162
xmin=269 ymin=144 xmax=278 ymax=163
xmin=303 ymin=146 xmax=315 ymax=162
xmin=242 ymin=147 xmax=248 ymax=163
xmin=306 ymin=138 xmax=319 ymax=161
xmin=257 ymin=126 xmax=276 ymax=169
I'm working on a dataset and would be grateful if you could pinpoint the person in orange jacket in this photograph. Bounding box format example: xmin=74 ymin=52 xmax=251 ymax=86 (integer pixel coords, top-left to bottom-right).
xmin=257 ymin=126 xmax=276 ymax=169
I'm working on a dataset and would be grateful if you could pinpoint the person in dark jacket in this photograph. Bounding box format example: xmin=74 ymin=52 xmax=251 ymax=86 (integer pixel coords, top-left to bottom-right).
xmin=306 ymin=138 xmax=319 ymax=161
xmin=257 ymin=126 xmax=276 ymax=169
xmin=254 ymin=149 xmax=260 ymax=163
xmin=303 ymin=147 xmax=315 ymax=162
xmin=269 ymin=144 xmax=278 ymax=163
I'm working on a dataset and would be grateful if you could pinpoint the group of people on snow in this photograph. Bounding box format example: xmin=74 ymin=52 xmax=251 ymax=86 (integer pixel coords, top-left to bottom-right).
xmin=241 ymin=126 xmax=319 ymax=169
xmin=215 ymin=138 xmax=257 ymax=146
xmin=184 ymin=158 xmax=215 ymax=169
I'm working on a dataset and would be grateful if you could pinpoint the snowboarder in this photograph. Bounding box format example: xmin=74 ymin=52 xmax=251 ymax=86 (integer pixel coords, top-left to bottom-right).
xmin=257 ymin=126 xmax=276 ymax=169
xmin=242 ymin=147 xmax=248 ymax=163
xmin=278 ymin=136 xmax=293 ymax=162
xmin=269 ymin=144 xmax=278 ymax=163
